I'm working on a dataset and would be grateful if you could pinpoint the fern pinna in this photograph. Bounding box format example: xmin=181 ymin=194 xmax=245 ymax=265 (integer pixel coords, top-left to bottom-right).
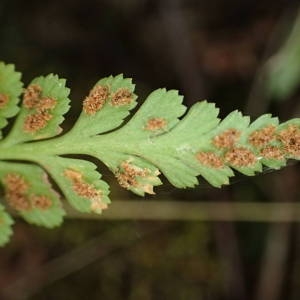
xmin=0 ymin=62 xmax=299 ymax=246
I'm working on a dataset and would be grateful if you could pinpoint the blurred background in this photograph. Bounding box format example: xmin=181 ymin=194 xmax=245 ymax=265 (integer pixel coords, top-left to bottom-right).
xmin=0 ymin=0 xmax=300 ymax=299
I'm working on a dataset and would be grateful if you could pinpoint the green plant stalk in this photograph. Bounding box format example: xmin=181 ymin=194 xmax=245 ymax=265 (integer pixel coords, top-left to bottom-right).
xmin=0 ymin=132 xmax=146 ymax=161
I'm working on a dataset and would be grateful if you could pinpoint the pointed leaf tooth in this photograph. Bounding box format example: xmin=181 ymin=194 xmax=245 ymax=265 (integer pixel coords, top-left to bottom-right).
xmin=259 ymin=156 xmax=287 ymax=170
xmin=0 ymin=204 xmax=14 ymax=246
xmin=160 ymin=101 xmax=220 ymax=146
xmin=248 ymin=114 xmax=279 ymax=130
xmin=149 ymin=154 xmax=199 ymax=188
xmin=198 ymin=167 xmax=233 ymax=187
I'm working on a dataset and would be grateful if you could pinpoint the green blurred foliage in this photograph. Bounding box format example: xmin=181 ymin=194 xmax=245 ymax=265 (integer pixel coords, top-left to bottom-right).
xmin=265 ymin=9 xmax=300 ymax=100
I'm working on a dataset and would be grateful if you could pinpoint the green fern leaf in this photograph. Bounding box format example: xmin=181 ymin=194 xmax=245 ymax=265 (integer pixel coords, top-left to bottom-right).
xmin=0 ymin=67 xmax=298 ymax=246
xmin=42 ymin=157 xmax=110 ymax=213
xmin=4 ymin=74 xmax=70 ymax=145
xmin=0 ymin=161 xmax=64 ymax=227
xmin=71 ymin=74 xmax=137 ymax=136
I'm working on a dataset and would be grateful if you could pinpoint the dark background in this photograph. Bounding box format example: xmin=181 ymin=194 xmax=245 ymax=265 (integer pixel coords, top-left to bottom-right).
xmin=0 ymin=0 xmax=300 ymax=299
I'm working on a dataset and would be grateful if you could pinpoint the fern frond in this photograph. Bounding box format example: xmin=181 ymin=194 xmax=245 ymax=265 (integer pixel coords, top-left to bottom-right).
xmin=0 ymin=62 xmax=299 ymax=246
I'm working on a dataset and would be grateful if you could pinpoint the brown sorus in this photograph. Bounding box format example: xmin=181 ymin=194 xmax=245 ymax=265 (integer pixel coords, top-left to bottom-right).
xmin=260 ymin=146 xmax=284 ymax=160
xmin=23 ymin=111 xmax=53 ymax=133
xmin=4 ymin=173 xmax=28 ymax=194
xmin=110 ymin=88 xmax=133 ymax=106
xmin=6 ymin=192 xmax=31 ymax=211
xmin=249 ymin=125 xmax=275 ymax=147
xmin=116 ymin=161 xmax=147 ymax=189
xmin=64 ymin=169 xmax=107 ymax=211
xmin=196 ymin=152 xmax=224 ymax=168
xmin=0 ymin=93 xmax=9 ymax=108
xmin=3 ymin=173 xmax=30 ymax=211
xmin=145 ymin=118 xmax=167 ymax=131
xmin=225 ymin=147 xmax=257 ymax=167
xmin=23 ymin=84 xmax=42 ymax=109
xmin=213 ymin=128 xmax=241 ymax=148
xmin=31 ymin=195 xmax=52 ymax=210
xmin=36 ymin=97 xmax=57 ymax=111
xmin=83 ymin=85 xmax=109 ymax=115
xmin=277 ymin=125 xmax=300 ymax=157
